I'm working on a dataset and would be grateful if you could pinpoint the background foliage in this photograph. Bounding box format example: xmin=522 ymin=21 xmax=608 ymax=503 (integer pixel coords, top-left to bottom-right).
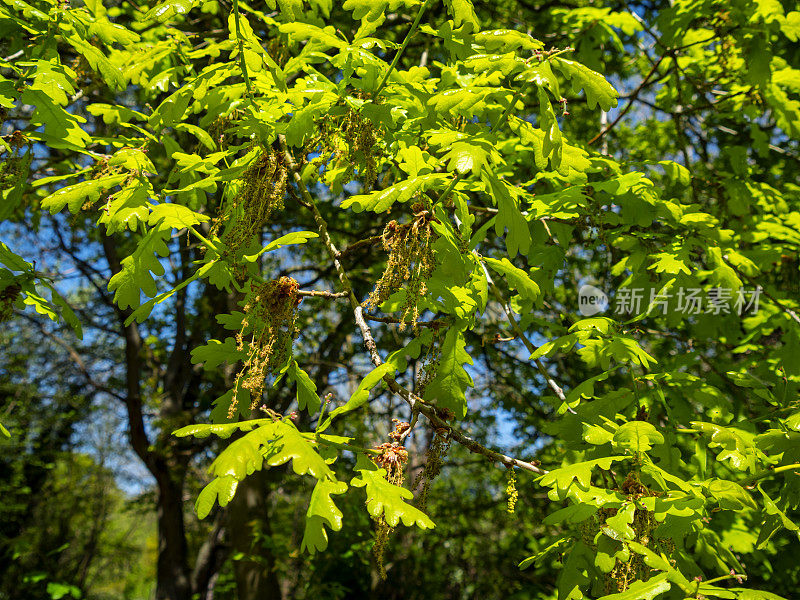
xmin=1 ymin=0 xmax=799 ymax=599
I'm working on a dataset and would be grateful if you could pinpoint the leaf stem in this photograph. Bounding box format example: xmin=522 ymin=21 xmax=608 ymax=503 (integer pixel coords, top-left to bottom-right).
xmin=232 ymin=0 xmax=253 ymax=95
xmin=702 ymin=573 xmax=747 ymax=585
xmin=188 ymin=226 xmax=220 ymax=254
xmin=438 ymin=173 xmax=461 ymax=206
xmin=740 ymin=463 xmax=800 ymax=487
xmin=492 ymin=86 xmax=528 ymax=134
xmin=374 ymin=0 xmax=432 ymax=96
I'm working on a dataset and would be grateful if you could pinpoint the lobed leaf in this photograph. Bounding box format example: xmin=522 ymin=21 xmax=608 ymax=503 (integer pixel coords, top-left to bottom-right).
xmin=423 ymin=325 xmax=473 ymax=419
xmin=301 ymin=479 xmax=348 ymax=554
xmin=351 ymin=455 xmax=434 ymax=529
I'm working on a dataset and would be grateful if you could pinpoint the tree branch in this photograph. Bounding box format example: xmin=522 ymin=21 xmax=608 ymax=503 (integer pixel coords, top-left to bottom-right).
xmin=297 ymin=289 xmax=349 ymax=299
xmin=364 ymin=312 xmax=447 ymax=329
xmin=278 ymin=134 xmax=546 ymax=476
xmin=101 ymin=233 xmax=154 ymax=468
xmin=589 ymin=55 xmax=664 ymax=146
xmin=17 ymin=312 xmax=126 ymax=402
xmin=478 ymin=258 xmax=572 ymax=412
xmin=337 ymin=234 xmax=383 ymax=258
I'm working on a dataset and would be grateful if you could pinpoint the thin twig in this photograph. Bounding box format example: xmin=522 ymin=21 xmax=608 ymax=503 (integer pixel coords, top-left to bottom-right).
xmin=438 ymin=172 xmax=461 ymax=207
xmin=399 ymin=409 xmax=419 ymax=442
xmin=589 ymin=56 xmax=664 ymax=145
xmin=759 ymin=288 xmax=800 ymax=326
xmin=740 ymin=463 xmax=800 ymax=487
xmin=1 ymin=49 xmax=24 ymax=62
xmin=492 ymin=86 xmax=528 ymax=135
xmin=297 ymin=289 xmax=349 ymax=299
xmin=364 ymin=313 xmax=447 ymax=328
xmin=730 ymin=266 xmax=800 ymax=327
xmin=18 ymin=313 xmax=126 ymax=401
xmin=478 ymin=257 xmax=574 ymax=413
xmin=374 ymin=0 xmax=432 ymax=96
xmin=337 ymin=234 xmax=383 ymax=258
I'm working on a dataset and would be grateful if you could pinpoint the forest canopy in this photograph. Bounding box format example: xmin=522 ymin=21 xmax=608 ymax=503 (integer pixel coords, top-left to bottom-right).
xmin=1 ymin=0 xmax=799 ymax=599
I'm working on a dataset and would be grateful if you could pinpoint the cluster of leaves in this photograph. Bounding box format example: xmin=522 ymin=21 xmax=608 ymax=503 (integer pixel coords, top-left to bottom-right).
xmin=1 ymin=0 xmax=799 ymax=598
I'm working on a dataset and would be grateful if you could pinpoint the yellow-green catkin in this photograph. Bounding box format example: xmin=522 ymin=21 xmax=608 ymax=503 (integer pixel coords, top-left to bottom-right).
xmin=210 ymin=149 xmax=287 ymax=266
xmin=373 ymin=519 xmax=391 ymax=580
xmin=365 ymin=205 xmax=436 ymax=333
xmin=229 ymin=277 xmax=300 ymax=418
xmin=506 ymin=469 xmax=518 ymax=514
xmin=312 ymin=105 xmax=382 ymax=192
xmin=412 ymin=427 xmax=450 ymax=512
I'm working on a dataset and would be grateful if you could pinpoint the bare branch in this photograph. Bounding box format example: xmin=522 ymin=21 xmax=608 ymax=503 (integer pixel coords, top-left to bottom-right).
xmin=337 ymin=234 xmax=384 ymax=258
xmin=17 ymin=312 xmax=125 ymax=401
xmin=588 ymin=56 xmax=665 ymax=146
xmin=297 ymin=289 xmax=350 ymax=299
xmin=364 ymin=312 xmax=447 ymax=329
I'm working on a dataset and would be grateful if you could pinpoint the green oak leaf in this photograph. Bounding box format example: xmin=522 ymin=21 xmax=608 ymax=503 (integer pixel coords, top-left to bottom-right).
xmin=423 ymin=325 xmax=473 ymax=418
xmin=107 ymin=228 xmax=170 ymax=310
xmin=538 ymin=457 xmax=627 ymax=496
xmin=483 ymin=256 xmax=540 ymax=303
xmin=341 ymin=175 xmax=447 ymax=213
xmin=483 ymin=172 xmax=531 ymax=257
xmin=612 ymin=421 xmax=664 ymax=453
xmin=552 ymin=57 xmax=619 ymax=111
xmin=195 ymin=476 xmax=238 ymax=519
xmin=40 ymin=174 xmax=127 ymax=214
xmin=301 ymin=479 xmax=348 ymax=554
xmin=327 ymin=363 xmax=396 ymax=421
xmin=351 ymin=454 xmax=434 ymax=529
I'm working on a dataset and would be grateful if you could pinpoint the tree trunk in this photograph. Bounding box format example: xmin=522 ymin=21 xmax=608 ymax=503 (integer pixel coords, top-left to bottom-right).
xmin=227 ymin=470 xmax=283 ymax=600
xmin=155 ymin=468 xmax=192 ymax=600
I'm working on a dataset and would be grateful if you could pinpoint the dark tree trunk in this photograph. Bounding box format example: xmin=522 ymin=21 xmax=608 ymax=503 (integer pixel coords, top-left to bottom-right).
xmin=228 ymin=470 xmax=283 ymax=600
xmin=191 ymin=513 xmax=227 ymax=598
xmin=155 ymin=467 xmax=192 ymax=600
